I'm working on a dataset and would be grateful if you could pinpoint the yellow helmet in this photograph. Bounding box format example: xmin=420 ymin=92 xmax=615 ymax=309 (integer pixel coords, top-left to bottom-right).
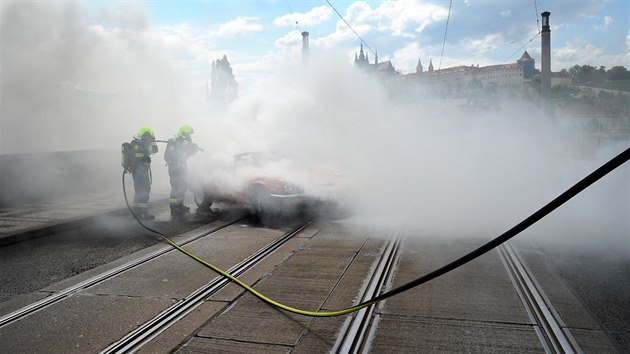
xmin=138 ymin=126 xmax=155 ymax=138
xmin=178 ymin=124 xmax=194 ymax=137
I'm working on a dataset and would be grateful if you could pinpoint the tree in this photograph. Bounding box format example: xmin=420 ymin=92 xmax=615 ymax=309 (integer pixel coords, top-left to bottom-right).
xmin=606 ymin=66 xmax=630 ymax=81
xmin=578 ymin=65 xmax=596 ymax=84
xmin=597 ymin=66 xmax=606 ymax=82
xmin=568 ymin=65 xmax=608 ymax=85
xmin=568 ymin=65 xmax=581 ymax=84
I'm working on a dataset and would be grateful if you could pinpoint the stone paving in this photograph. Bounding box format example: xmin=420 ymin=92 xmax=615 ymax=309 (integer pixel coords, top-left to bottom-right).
xmin=0 ymin=188 xmax=169 ymax=245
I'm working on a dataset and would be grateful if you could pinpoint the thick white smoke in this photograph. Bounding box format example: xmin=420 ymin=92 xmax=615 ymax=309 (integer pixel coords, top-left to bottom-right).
xmin=0 ymin=1 xmax=204 ymax=154
xmin=188 ymin=52 xmax=628 ymax=254
xmin=2 ymin=2 xmax=627 ymax=255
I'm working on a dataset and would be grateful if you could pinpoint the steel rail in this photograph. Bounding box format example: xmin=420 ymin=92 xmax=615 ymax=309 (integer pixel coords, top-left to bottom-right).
xmin=0 ymin=219 xmax=242 ymax=328
xmin=101 ymin=220 xmax=313 ymax=354
xmin=333 ymin=231 xmax=403 ymax=354
xmin=498 ymin=242 xmax=583 ymax=354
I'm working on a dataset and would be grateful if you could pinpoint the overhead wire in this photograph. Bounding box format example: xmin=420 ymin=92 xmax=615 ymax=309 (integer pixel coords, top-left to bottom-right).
xmin=502 ymin=0 xmax=541 ymax=63
xmin=284 ymin=0 xmax=300 ymax=31
xmin=438 ymin=0 xmax=453 ymax=70
xmin=446 ymin=0 xmax=542 ymax=67
xmin=327 ymin=0 xmax=539 ymax=68
xmin=533 ymin=0 xmax=540 ymax=33
xmin=325 ymin=0 xmax=376 ymax=57
xmin=502 ymin=31 xmax=540 ymax=63
xmin=121 ymin=0 xmax=630 ymax=321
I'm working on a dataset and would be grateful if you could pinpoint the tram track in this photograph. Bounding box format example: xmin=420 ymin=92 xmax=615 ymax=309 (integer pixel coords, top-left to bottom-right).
xmin=0 ymin=218 xmax=242 ymax=328
xmin=332 ymin=231 xmax=404 ymax=354
xmin=1 ymin=217 xmax=616 ymax=353
xmin=102 ymin=220 xmax=313 ymax=353
xmin=498 ymin=242 xmax=583 ymax=354
xmin=333 ymin=236 xmax=586 ymax=354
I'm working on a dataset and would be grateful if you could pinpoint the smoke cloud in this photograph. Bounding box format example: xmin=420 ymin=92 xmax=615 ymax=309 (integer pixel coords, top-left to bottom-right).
xmin=1 ymin=2 xmax=627 ymax=256
xmin=184 ymin=51 xmax=628 ymax=257
xmin=0 ymin=1 xmax=201 ymax=154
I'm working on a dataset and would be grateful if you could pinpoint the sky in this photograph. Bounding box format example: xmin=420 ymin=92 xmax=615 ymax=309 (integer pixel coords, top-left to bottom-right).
xmin=1 ymin=0 xmax=628 ymax=154
xmin=88 ymin=0 xmax=628 ymax=88
xmin=2 ymin=0 xmax=629 ymax=102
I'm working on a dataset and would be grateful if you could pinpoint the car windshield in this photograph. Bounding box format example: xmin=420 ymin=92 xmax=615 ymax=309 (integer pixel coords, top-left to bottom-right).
xmin=234 ymin=152 xmax=281 ymax=168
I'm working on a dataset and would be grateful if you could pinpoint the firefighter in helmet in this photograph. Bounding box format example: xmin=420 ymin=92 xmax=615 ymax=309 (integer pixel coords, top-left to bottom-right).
xmin=130 ymin=126 xmax=158 ymax=220
xmin=164 ymin=124 xmax=201 ymax=217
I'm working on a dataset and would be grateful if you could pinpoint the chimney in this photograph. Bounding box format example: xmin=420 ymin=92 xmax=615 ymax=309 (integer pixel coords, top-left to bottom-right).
xmin=301 ymin=31 xmax=309 ymax=63
xmin=541 ymin=11 xmax=551 ymax=111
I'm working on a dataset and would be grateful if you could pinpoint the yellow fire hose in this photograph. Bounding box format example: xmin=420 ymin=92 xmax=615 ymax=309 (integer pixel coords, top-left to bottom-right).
xmin=122 ymin=146 xmax=630 ymax=317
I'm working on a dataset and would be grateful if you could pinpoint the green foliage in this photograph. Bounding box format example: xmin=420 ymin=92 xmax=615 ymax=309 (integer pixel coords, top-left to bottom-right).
xmin=568 ymin=64 xmax=630 ymax=85
xmin=607 ymin=66 xmax=630 ymax=81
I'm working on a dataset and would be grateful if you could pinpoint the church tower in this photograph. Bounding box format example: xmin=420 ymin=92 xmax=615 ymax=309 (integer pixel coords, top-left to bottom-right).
xmin=428 ymin=58 xmax=434 ymax=72
xmin=354 ymin=43 xmax=370 ymax=68
xmin=416 ymin=58 xmax=423 ymax=73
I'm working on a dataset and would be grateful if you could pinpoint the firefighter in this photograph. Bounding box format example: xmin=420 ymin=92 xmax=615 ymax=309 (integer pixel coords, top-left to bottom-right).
xmin=130 ymin=126 xmax=158 ymax=220
xmin=164 ymin=124 xmax=201 ymax=217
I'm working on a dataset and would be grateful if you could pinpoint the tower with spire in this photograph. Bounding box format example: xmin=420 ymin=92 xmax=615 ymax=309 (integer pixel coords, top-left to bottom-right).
xmin=353 ymin=43 xmax=397 ymax=78
xmin=354 ymin=43 xmax=370 ymax=68
xmin=416 ymin=59 xmax=423 ymax=74
xmin=428 ymin=58 xmax=434 ymax=72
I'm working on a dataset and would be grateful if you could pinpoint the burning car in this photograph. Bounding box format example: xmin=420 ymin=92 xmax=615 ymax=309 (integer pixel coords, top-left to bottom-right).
xmin=191 ymin=151 xmax=346 ymax=222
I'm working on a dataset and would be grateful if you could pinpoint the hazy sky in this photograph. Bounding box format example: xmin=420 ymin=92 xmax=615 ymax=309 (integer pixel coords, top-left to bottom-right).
xmin=95 ymin=0 xmax=629 ymax=85
xmin=2 ymin=1 xmax=628 ymax=98
xmin=1 ymin=0 xmax=628 ymax=154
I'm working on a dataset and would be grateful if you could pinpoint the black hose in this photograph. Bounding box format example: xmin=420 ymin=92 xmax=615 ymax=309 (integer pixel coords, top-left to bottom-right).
xmin=121 ymin=146 xmax=630 ymax=316
xmin=363 ymin=146 xmax=630 ymax=305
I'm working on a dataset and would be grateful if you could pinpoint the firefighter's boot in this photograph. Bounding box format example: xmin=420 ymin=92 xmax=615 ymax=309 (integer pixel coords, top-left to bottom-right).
xmin=170 ymin=204 xmax=188 ymax=217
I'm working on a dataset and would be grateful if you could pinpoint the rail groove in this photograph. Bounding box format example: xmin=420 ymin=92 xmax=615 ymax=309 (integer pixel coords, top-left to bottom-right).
xmin=0 ymin=219 xmax=241 ymax=328
xmin=101 ymin=220 xmax=312 ymax=354
xmin=499 ymin=242 xmax=583 ymax=354
xmin=333 ymin=231 xmax=403 ymax=354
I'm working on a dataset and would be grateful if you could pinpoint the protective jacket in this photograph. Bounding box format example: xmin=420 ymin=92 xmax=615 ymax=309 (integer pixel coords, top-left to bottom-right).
xmin=131 ymin=138 xmax=158 ymax=169
xmin=164 ymin=135 xmax=199 ymax=215
xmin=130 ymin=135 xmax=158 ymax=217
xmin=164 ymin=136 xmax=198 ymax=168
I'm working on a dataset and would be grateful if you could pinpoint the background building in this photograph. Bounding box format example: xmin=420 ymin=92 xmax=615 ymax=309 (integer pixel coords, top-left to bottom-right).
xmin=353 ymin=44 xmax=397 ymax=78
xmin=209 ymin=55 xmax=238 ymax=105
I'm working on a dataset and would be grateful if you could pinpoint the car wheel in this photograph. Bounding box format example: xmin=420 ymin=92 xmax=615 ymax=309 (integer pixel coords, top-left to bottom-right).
xmin=250 ymin=185 xmax=270 ymax=216
xmin=250 ymin=185 xmax=277 ymax=227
